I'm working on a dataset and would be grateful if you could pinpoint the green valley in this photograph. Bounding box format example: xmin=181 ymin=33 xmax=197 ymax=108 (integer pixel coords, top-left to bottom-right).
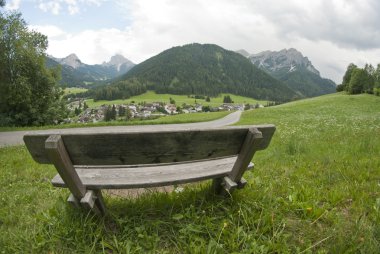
xmin=1 ymin=93 xmax=379 ymax=252
xmin=85 ymin=91 xmax=267 ymax=108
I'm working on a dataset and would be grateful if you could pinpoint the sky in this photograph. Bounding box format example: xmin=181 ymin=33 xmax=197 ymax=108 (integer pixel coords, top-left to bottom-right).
xmin=4 ymin=0 xmax=380 ymax=83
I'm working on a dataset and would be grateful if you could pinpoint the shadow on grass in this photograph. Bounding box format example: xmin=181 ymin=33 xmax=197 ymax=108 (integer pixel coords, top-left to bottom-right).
xmin=33 ymin=183 xmax=261 ymax=253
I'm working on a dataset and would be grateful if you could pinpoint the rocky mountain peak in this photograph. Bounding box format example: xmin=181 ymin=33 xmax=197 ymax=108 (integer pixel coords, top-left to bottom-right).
xmin=102 ymin=54 xmax=134 ymax=71
xmin=250 ymin=48 xmax=320 ymax=75
xmin=235 ymin=49 xmax=251 ymax=58
xmin=59 ymin=54 xmax=83 ymax=69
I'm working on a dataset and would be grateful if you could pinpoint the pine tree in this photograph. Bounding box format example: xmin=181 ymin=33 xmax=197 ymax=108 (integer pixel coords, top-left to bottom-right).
xmin=118 ymin=105 xmax=125 ymax=117
xmin=104 ymin=106 xmax=112 ymax=121
xmin=125 ymin=107 xmax=132 ymax=121
xmin=111 ymin=104 xmax=117 ymax=120
xmin=223 ymin=95 xmax=233 ymax=103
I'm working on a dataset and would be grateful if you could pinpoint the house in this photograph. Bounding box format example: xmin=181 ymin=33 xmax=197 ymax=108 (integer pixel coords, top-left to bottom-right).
xmin=165 ymin=104 xmax=178 ymax=114
xmin=128 ymin=105 xmax=137 ymax=113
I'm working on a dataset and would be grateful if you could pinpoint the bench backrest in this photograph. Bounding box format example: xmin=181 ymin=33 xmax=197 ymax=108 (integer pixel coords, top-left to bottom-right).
xmin=24 ymin=125 xmax=275 ymax=166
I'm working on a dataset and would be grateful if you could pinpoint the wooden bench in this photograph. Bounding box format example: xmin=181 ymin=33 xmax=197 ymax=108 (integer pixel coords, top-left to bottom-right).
xmin=23 ymin=125 xmax=275 ymax=215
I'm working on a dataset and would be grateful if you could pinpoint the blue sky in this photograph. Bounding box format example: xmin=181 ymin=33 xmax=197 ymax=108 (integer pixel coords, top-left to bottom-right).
xmin=4 ymin=0 xmax=380 ymax=83
xmin=17 ymin=1 xmax=130 ymax=33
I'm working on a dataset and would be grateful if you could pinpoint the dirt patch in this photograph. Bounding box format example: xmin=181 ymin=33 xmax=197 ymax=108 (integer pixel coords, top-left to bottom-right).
xmin=104 ymin=185 xmax=178 ymax=198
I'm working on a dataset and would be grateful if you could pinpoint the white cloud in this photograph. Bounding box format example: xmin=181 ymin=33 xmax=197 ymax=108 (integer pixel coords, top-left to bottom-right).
xmin=33 ymin=0 xmax=380 ymax=83
xmin=39 ymin=1 xmax=61 ymax=15
xmin=37 ymin=0 xmax=104 ymax=15
xmin=5 ymin=0 xmax=21 ymax=10
xmin=29 ymin=25 xmax=69 ymax=40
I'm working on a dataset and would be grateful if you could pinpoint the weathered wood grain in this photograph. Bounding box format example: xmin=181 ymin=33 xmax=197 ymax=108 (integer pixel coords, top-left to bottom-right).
xmin=45 ymin=135 xmax=86 ymax=199
xmin=51 ymin=156 xmax=238 ymax=189
xmin=24 ymin=125 xmax=275 ymax=166
xmin=25 ymin=125 xmax=276 ymax=215
xmin=222 ymin=176 xmax=238 ymax=192
xmin=67 ymin=194 xmax=80 ymax=208
xmin=80 ymin=190 xmax=102 ymax=215
xmin=229 ymin=128 xmax=263 ymax=183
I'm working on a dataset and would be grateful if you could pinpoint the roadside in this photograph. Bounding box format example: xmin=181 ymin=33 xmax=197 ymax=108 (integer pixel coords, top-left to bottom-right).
xmin=0 ymin=111 xmax=242 ymax=147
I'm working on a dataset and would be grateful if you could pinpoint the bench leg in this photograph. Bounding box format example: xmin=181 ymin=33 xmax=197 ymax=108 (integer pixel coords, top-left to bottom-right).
xmin=94 ymin=190 xmax=107 ymax=215
xmin=228 ymin=128 xmax=262 ymax=186
xmin=80 ymin=190 xmax=107 ymax=216
xmin=211 ymin=178 xmax=223 ymax=194
xmin=67 ymin=194 xmax=81 ymax=208
xmin=212 ymin=176 xmax=248 ymax=195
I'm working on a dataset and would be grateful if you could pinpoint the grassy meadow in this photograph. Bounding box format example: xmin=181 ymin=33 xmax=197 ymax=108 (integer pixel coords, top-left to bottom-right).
xmin=63 ymin=87 xmax=88 ymax=95
xmin=85 ymin=91 xmax=267 ymax=108
xmin=0 ymin=93 xmax=379 ymax=252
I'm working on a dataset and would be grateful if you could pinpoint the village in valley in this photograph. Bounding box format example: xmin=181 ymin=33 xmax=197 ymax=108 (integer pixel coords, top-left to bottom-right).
xmin=65 ymin=95 xmax=265 ymax=124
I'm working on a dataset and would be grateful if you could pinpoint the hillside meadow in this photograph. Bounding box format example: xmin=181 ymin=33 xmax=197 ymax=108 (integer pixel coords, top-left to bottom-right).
xmin=63 ymin=87 xmax=88 ymax=95
xmin=0 ymin=93 xmax=379 ymax=253
xmin=85 ymin=91 xmax=267 ymax=108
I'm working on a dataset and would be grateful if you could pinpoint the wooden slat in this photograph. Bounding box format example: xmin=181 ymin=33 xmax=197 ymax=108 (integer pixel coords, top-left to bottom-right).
xmin=51 ymin=157 xmax=238 ymax=189
xmin=23 ymin=125 xmax=275 ymax=166
xmin=45 ymin=135 xmax=86 ymax=199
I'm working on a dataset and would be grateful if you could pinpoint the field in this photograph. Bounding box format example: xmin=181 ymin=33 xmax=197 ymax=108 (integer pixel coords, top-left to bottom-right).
xmin=85 ymin=91 xmax=267 ymax=108
xmin=63 ymin=87 xmax=88 ymax=95
xmin=0 ymin=93 xmax=379 ymax=252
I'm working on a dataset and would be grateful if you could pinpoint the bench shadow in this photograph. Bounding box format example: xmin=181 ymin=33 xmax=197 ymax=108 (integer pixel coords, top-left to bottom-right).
xmin=104 ymin=181 xmax=234 ymax=219
xmin=35 ymin=181 xmax=259 ymax=252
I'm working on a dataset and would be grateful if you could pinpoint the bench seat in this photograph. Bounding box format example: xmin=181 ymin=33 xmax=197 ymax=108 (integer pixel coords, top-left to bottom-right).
xmin=52 ymin=157 xmax=254 ymax=189
xmin=24 ymin=125 xmax=275 ymax=215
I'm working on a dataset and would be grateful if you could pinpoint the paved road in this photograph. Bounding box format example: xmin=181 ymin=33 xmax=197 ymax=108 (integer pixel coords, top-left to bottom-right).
xmin=0 ymin=111 xmax=242 ymax=147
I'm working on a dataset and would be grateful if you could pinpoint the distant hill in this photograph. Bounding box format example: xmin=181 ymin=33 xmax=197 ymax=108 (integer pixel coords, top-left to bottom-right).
xmin=235 ymin=49 xmax=251 ymax=58
xmin=46 ymin=54 xmax=135 ymax=87
xmin=249 ymin=48 xmax=336 ymax=97
xmin=114 ymin=43 xmax=297 ymax=102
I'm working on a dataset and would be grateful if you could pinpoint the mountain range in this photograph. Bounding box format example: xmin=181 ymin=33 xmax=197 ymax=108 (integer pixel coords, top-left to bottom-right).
xmin=94 ymin=43 xmax=299 ymax=101
xmin=237 ymin=48 xmax=336 ymax=97
xmin=52 ymin=44 xmax=336 ymax=102
xmin=118 ymin=43 xmax=297 ymax=102
xmin=46 ymin=54 xmax=135 ymax=87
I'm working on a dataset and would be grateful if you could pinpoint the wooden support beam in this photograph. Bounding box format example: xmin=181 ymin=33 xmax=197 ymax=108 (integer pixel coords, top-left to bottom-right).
xmin=67 ymin=194 xmax=80 ymax=208
xmin=222 ymin=176 xmax=237 ymax=192
xmin=94 ymin=190 xmax=106 ymax=215
xmin=229 ymin=128 xmax=263 ymax=184
xmin=80 ymin=190 xmax=96 ymax=209
xmin=79 ymin=190 xmax=106 ymax=216
xmin=80 ymin=190 xmax=100 ymax=215
xmin=211 ymin=178 xmax=223 ymax=194
xmin=45 ymin=135 xmax=86 ymax=200
xmin=237 ymin=177 xmax=247 ymax=189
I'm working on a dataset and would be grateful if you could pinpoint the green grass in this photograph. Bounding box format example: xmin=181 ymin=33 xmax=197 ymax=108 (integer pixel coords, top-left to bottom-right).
xmin=86 ymin=91 xmax=266 ymax=108
xmin=63 ymin=87 xmax=88 ymax=95
xmin=1 ymin=93 xmax=379 ymax=252
xmin=0 ymin=111 xmax=231 ymax=132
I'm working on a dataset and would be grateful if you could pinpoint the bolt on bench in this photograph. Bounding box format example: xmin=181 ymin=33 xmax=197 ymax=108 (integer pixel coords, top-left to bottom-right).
xmin=24 ymin=125 xmax=275 ymax=215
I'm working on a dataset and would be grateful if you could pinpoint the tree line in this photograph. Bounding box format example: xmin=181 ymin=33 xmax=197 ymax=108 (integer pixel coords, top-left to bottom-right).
xmin=337 ymin=63 xmax=380 ymax=95
xmin=0 ymin=2 xmax=67 ymax=126
xmin=92 ymin=79 xmax=147 ymax=101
